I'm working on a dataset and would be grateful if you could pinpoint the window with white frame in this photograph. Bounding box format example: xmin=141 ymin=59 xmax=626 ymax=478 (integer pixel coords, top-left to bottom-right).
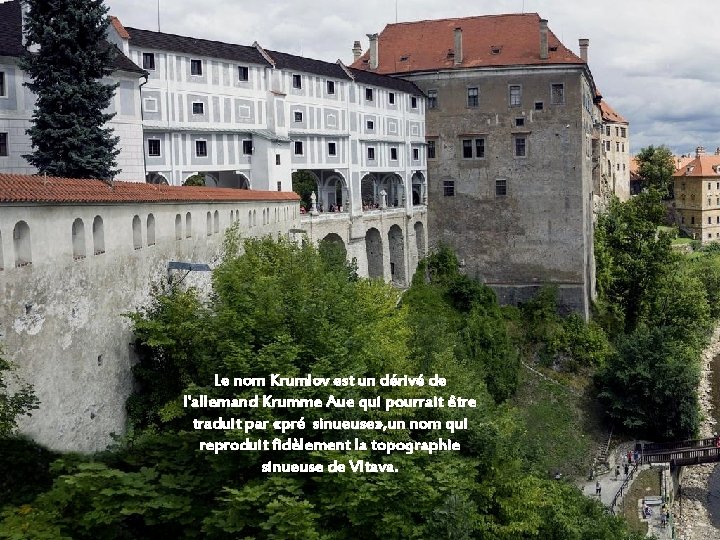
xmin=427 ymin=89 xmax=437 ymax=109
xmin=367 ymin=147 xmax=375 ymax=160
xmin=443 ymin=180 xmax=455 ymax=197
xmin=390 ymin=147 xmax=398 ymax=161
xmin=143 ymin=97 xmax=158 ymax=113
xmin=514 ymin=136 xmax=527 ymax=157
xmin=0 ymin=71 xmax=5 ymax=97
xmin=411 ymin=96 xmax=418 ymax=108
xmin=190 ymin=59 xmax=203 ymax=76
xmin=294 ymin=141 xmax=304 ymax=155
xmin=142 ymin=52 xmax=155 ymax=70
xmin=467 ymin=87 xmax=478 ymax=107
xmin=292 ymin=74 xmax=302 ymax=89
xmin=192 ymin=102 xmax=204 ymax=115
xmin=366 ymin=119 xmax=374 ymax=130
xmin=293 ymin=111 xmax=303 ymax=122
xmin=195 ymin=140 xmax=207 ymax=157
xmin=495 ymin=179 xmax=507 ymax=197
xmin=242 ymin=140 xmax=253 ymax=155
xmin=0 ymin=133 xmax=7 ymax=156
xmin=365 ymin=88 xmax=374 ymax=101
xmin=509 ymin=85 xmax=521 ymax=107
xmin=327 ymin=80 xmax=335 ymax=94
xmin=238 ymin=66 xmax=249 ymax=81
xmin=412 ymin=148 xmax=420 ymax=161
xmin=326 ymin=114 xmax=337 ymax=127
xmin=328 ymin=142 xmax=337 ymax=156
xmin=388 ymin=92 xmax=395 ymax=104
xmin=147 ymin=139 xmax=161 ymax=157
xmin=427 ymin=140 xmax=436 ymax=159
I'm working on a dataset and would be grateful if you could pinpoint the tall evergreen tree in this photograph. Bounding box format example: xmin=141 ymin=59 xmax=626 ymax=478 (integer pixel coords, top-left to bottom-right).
xmin=19 ymin=0 xmax=120 ymax=179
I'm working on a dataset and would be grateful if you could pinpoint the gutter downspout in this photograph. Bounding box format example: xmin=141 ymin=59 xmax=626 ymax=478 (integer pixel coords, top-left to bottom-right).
xmin=139 ymin=72 xmax=149 ymax=182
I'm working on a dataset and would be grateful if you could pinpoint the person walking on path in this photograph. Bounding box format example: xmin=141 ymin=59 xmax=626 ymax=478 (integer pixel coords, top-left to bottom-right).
xmin=595 ymin=480 xmax=602 ymax=497
xmin=627 ymin=451 xmax=632 ymax=464
xmin=615 ymin=465 xmax=620 ymax=481
xmin=624 ymin=463 xmax=629 ymax=478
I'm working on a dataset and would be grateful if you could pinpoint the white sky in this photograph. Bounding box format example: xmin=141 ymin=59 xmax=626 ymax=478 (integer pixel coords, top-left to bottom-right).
xmin=105 ymin=0 xmax=720 ymax=155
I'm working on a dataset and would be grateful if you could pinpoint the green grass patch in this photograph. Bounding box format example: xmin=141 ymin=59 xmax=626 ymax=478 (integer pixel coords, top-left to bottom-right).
xmin=671 ymin=236 xmax=693 ymax=245
xmin=512 ymin=364 xmax=602 ymax=478
xmin=620 ymin=468 xmax=662 ymax=535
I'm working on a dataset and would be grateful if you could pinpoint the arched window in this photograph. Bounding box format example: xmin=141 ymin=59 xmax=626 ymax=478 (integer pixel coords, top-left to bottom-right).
xmin=93 ymin=216 xmax=105 ymax=255
xmin=175 ymin=214 xmax=182 ymax=240
xmin=185 ymin=212 xmax=192 ymax=238
xmin=253 ymin=209 xmax=256 ymax=226
xmin=230 ymin=210 xmax=234 ymax=222
xmin=206 ymin=211 xmax=212 ymax=236
xmin=236 ymin=209 xmax=240 ymax=222
xmin=147 ymin=214 xmax=156 ymax=246
xmin=132 ymin=215 xmax=142 ymax=249
xmin=72 ymin=218 xmax=86 ymax=259
xmin=214 ymin=210 xmax=220 ymax=233
xmin=13 ymin=220 xmax=31 ymax=267
xmin=248 ymin=210 xmax=252 ymax=227
xmin=0 ymin=230 xmax=4 ymax=270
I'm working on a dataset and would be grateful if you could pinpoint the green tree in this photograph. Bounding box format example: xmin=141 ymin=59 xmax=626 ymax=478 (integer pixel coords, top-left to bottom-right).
xmin=20 ymin=0 xmax=120 ymax=179
xmin=0 ymin=354 xmax=39 ymax=438
xmin=182 ymin=174 xmax=206 ymax=186
xmin=635 ymin=145 xmax=676 ymax=197
xmin=291 ymin=170 xmax=317 ymax=210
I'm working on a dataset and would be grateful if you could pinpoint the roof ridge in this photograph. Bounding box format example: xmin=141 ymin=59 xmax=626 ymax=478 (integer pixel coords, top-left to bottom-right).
xmin=125 ymin=26 xmax=258 ymax=51
xmin=384 ymin=12 xmax=540 ymax=28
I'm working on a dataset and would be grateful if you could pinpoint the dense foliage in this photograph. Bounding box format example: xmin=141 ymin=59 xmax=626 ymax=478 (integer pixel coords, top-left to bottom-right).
xmin=594 ymin=189 xmax=714 ymax=440
xmin=19 ymin=0 xmax=120 ymax=179
xmin=634 ymin=145 xmax=677 ymax=197
xmin=0 ymin=238 xmax=642 ymax=539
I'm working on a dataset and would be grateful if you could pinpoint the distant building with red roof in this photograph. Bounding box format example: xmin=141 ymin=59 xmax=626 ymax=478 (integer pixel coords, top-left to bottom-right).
xmin=598 ymin=99 xmax=630 ymax=200
xmin=352 ymin=13 xmax=614 ymax=317
xmin=673 ymin=146 xmax=720 ymax=243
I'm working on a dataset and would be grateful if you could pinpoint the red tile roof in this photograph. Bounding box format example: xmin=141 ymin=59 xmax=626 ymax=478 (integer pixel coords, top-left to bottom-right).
xmin=351 ymin=13 xmax=584 ymax=74
xmin=599 ymin=100 xmax=627 ymax=124
xmin=0 ymin=174 xmax=300 ymax=204
xmin=673 ymin=155 xmax=720 ymax=177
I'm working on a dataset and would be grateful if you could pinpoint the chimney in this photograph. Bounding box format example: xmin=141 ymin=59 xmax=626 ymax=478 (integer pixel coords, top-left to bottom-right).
xmin=453 ymin=27 xmax=463 ymax=65
xmin=366 ymin=33 xmax=378 ymax=69
xmin=579 ymin=38 xmax=589 ymax=63
xmin=352 ymin=40 xmax=362 ymax=62
xmin=539 ymin=19 xmax=548 ymax=60
xmin=715 ymin=147 xmax=720 ymax=156
xmin=696 ymin=146 xmax=706 ymax=157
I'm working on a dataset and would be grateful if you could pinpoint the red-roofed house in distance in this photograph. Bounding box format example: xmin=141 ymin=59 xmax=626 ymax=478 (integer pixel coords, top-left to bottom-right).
xmin=673 ymin=146 xmax=720 ymax=243
xmin=352 ymin=14 xmax=608 ymax=317
xmin=598 ymin=100 xmax=630 ymax=201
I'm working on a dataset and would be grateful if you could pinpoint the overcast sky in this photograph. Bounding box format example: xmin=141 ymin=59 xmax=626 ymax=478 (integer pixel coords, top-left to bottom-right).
xmin=105 ymin=0 xmax=719 ymax=155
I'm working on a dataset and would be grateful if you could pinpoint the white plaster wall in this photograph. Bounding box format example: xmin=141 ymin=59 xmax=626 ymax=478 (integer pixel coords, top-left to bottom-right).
xmin=0 ymin=198 xmax=300 ymax=452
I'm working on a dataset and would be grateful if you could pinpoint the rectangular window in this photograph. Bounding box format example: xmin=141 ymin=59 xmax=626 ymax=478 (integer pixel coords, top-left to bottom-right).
xmin=292 ymin=74 xmax=302 ymax=89
xmin=365 ymin=88 xmax=374 ymax=101
xmin=514 ymin=136 xmax=526 ymax=157
xmin=242 ymin=140 xmax=253 ymax=155
xmin=462 ymin=139 xmax=473 ymax=159
xmin=443 ymin=180 xmax=455 ymax=197
xmin=475 ymin=138 xmax=485 ymax=158
xmin=427 ymin=140 xmax=436 ymax=159
xmin=495 ymin=179 xmax=507 ymax=197
xmin=147 ymin=139 xmax=161 ymax=157
xmin=276 ymin=154 xmax=281 ymax=165
xmin=509 ymin=85 xmax=521 ymax=107
xmin=367 ymin=147 xmax=375 ymax=160
xmin=195 ymin=140 xmax=207 ymax=157
xmin=366 ymin=119 xmax=374 ymax=130
xmin=238 ymin=66 xmax=249 ymax=81
xmin=327 ymin=80 xmax=335 ymax=94
xmin=551 ymin=83 xmax=564 ymax=105
xmin=709 ymin=216 xmax=712 ymax=225
xmin=534 ymin=101 xmax=543 ymax=110
xmin=615 ymin=127 xmax=620 ymax=136
xmin=0 ymin=133 xmax=8 ymax=156
xmin=294 ymin=141 xmax=303 ymax=155
xmin=390 ymin=147 xmax=398 ymax=161
xmin=411 ymin=96 xmax=418 ymax=108
xmin=412 ymin=148 xmax=420 ymax=161
xmin=192 ymin=102 xmax=204 ymax=115
xmin=606 ymin=126 xmax=611 ymax=136
xmin=143 ymin=97 xmax=158 ymax=113
xmin=515 ymin=117 xmax=525 ymax=127
xmin=328 ymin=142 xmax=337 ymax=156
xmin=427 ymin=89 xmax=437 ymax=109
xmin=606 ymin=141 xmax=610 ymax=151
xmin=389 ymin=92 xmax=396 ymax=104
xmin=616 ymin=142 xmax=620 ymax=152
xmin=467 ymin=87 xmax=478 ymax=107
xmin=142 ymin=53 xmax=155 ymax=70
xmin=190 ymin=59 xmax=203 ymax=76
xmin=277 ymin=181 xmax=282 ymax=192
xmin=293 ymin=111 xmax=303 ymax=122
xmin=621 ymin=127 xmax=627 ymax=138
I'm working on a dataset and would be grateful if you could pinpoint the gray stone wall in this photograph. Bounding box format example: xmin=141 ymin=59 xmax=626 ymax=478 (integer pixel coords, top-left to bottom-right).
xmin=407 ymin=67 xmax=594 ymax=316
